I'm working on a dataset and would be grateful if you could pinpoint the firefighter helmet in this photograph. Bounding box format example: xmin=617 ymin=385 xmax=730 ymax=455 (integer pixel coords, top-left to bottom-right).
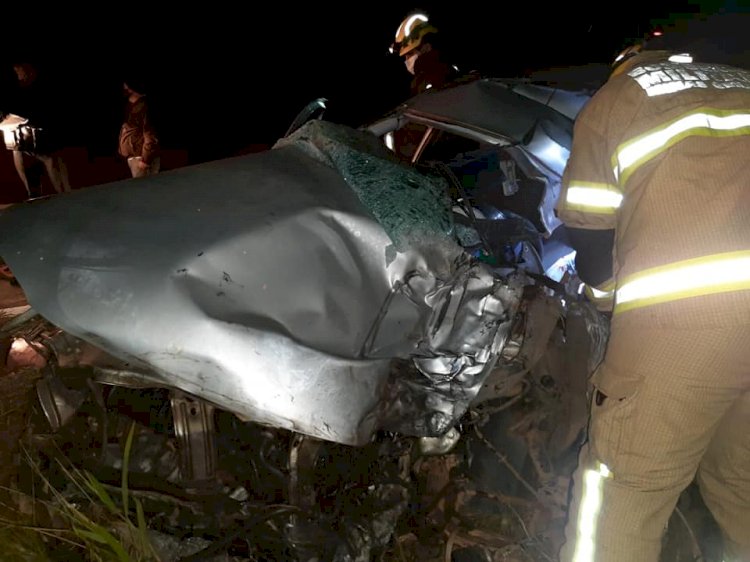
xmin=391 ymin=11 xmax=439 ymax=57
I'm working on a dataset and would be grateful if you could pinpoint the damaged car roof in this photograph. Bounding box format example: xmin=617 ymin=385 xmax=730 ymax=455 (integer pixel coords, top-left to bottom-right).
xmin=387 ymin=77 xmax=591 ymax=149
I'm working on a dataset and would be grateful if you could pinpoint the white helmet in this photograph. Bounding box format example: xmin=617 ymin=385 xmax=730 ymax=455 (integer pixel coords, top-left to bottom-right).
xmin=390 ymin=11 xmax=438 ymax=57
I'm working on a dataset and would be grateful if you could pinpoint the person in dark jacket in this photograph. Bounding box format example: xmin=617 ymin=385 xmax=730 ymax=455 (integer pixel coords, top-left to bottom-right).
xmin=119 ymin=77 xmax=160 ymax=178
xmin=5 ymin=61 xmax=71 ymax=197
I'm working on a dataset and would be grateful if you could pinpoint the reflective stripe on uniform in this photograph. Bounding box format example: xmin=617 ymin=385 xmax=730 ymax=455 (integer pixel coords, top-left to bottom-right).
xmin=614 ymin=250 xmax=750 ymax=314
xmin=572 ymin=462 xmax=613 ymax=562
xmin=612 ymin=108 xmax=750 ymax=186
xmin=564 ymin=182 xmax=623 ymax=214
xmin=628 ymin=61 xmax=750 ymax=98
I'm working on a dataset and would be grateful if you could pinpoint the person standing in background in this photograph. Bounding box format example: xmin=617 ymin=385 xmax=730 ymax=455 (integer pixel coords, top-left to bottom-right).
xmin=119 ymin=77 xmax=160 ymax=178
xmin=5 ymin=60 xmax=71 ymax=197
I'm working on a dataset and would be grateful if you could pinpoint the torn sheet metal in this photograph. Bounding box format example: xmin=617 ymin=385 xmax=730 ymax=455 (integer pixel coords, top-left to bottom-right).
xmin=0 ymin=120 xmax=522 ymax=446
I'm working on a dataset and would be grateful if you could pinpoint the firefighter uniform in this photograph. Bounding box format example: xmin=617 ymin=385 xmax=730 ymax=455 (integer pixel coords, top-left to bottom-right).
xmin=557 ymin=49 xmax=750 ymax=561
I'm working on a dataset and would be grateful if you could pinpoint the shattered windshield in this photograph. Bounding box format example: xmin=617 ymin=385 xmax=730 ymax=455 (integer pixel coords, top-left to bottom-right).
xmin=276 ymin=120 xmax=455 ymax=253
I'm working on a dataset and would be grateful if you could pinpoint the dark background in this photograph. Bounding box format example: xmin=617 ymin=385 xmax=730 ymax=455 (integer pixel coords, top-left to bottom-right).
xmin=0 ymin=0 xmax=744 ymax=165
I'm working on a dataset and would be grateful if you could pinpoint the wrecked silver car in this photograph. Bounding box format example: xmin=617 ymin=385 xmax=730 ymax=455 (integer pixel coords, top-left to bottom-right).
xmin=0 ymin=76 xmax=637 ymax=561
xmin=0 ymin=76 xmax=601 ymax=448
xmin=1 ymin=118 xmax=531 ymax=447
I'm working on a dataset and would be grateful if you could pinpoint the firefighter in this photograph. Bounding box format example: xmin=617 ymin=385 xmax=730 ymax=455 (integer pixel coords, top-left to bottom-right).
xmin=386 ymin=11 xmax=461 ymax=161
xmin=557 ymin=14 xmax=750 ymax=562
xmin=390 ymin=10 xmax=459 ymax=96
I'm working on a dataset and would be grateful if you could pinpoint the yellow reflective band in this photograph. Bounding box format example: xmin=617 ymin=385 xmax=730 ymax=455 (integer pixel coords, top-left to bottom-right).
xmin=564 ymin=181 xmax=623 ymax=214
xmin=612 ymin=108 xmax=750 ymax=186
xmin=615 ymin=250 xmax=750 ymax=314
xmin=572 ymin=462 xmax=612 ymax=562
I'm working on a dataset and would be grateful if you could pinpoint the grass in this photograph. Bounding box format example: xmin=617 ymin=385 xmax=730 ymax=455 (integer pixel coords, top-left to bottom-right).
xmin=0 ymin=422 xmax=163 ymax=562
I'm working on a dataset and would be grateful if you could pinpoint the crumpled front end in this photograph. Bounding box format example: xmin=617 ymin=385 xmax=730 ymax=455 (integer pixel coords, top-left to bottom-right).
xmin=0 ymin=120 xmax=524 ymax=446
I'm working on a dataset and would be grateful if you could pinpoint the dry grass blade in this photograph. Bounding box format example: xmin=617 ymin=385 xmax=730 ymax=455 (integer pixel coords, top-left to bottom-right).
xmin=121 ymin=421 xmax=136 ymax=519
xmin=443 ymin=528 xmax=459 ymax=562
xmin=0 ymin=525 xmax=56 ymax=561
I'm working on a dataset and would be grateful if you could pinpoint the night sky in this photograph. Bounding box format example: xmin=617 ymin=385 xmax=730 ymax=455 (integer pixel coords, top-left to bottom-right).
xmin=0 ymin=0 xmax=739 ymax=164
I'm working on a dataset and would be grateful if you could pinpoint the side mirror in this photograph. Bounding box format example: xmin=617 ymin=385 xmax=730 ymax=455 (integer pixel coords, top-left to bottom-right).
xmin=284 ymin=98 xmax=328 ymax=137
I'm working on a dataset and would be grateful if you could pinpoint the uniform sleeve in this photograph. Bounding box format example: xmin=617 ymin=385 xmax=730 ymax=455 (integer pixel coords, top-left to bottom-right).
xmin=556 ymin=98 xmax=622 ymax=230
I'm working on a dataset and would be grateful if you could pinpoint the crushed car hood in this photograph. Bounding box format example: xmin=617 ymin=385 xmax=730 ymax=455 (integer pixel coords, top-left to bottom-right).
xmin=0 ymin=120 xmax=524 ymax=446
